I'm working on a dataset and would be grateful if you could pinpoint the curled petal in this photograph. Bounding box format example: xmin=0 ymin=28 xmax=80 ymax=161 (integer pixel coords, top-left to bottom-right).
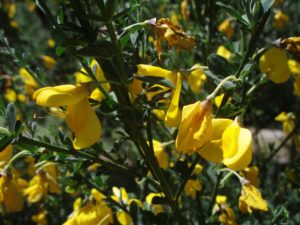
xmin=33 ymin=85 xmax=88 ymax=107
xmin=66 ymin=98 xmax=102 ymax=150
xmin=176 ymin=100 xmax=212 ymax=154
xmin=222 ymin=127 xmax=252 ymax=171
xmin=165 ymin=73 xmax=182 ymax=127
xmin=198 ymin=119 xmax=232 ymax=163
xmin=136 ymin=64 xmax=174 ymax=82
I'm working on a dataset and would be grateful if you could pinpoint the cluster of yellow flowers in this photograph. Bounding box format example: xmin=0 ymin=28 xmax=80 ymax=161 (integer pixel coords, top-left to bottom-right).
xmin=0 ymin=145 xmax=60 ymax=225
xmin=259 ymin=37 xmax=300 ymax=94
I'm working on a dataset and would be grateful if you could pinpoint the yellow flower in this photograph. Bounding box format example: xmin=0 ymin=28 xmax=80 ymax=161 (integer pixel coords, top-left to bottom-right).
xmin=91 ymin=188 xmax=106 ymax=202
xmin=216 ymin=195 xmax=227 ymax=204
xmin=288 ymin=60 xmax=300 ymax=74
xmin=240 ymin=166 xmax=260 ymax=187
xmin=192 ymin=164 xmax=203 ymax=175
xmin=199 ymin=118 xmax=252 ymax=170
xmin=33 ymin=84 xmax=102 ymax=149
xmin=218 ymin=18 xmax=234 ymax=39
xmin=259 ymin=47 xmax=291 ymax=84
xmin=111 ymin=187 xmax=142 ymax=207
xmin=133 ymin=65 xmax=182 ymax=127
xmin=239 ymin=184 xmax=268 ymax=213
xmin=153 ymin=18 xmax=195 ymax=59
xmin=47 ymin=39 xmax=56 ymax=48
xmin=187 ymin=64 xmax=206 ymax=94
xmin=184 ymin=179 xmax=202 ymax=199
xmin=288 ymin=60 xmax=300 ymax=95
xmin=32 ymin=208 xmax=47 ymax=225
xmin=176 ymin=100 xmax=212 ymax=154
xmin=75 ymin=60 xmax=110 ymax=103
xmin=0 ymin=172 xmax=24 ymax=213
xmin=164 ymin=72 xmax=182 ymax=127
xmin=116 ymin=211 xmax=132 ymax=225
xmin=181 ymin=0 xmax=190 ymax=20
xmin=216 ymin=45 xmax=232 ymax=60
xmin=221 ymin=119 xmax=252 ymax=171
xmin=65 ymin=202 xmax=113 ymax=225
xmin=275 ymin=112 xmax=295 ymax=134
xmin=145 ymin=192 xmax=165 ymax=215
xmin=0 ymin=145 xmax=13 ymax=169
xmin=5 ymin=89 xmax=17 ymax=102
xmin=42 ymin=55 xmax=56 ymax=70
xmin=24 ymin=163 xmax=60 ymax=203
xmin=5 ymin=2 xmax=16 ymax=18
xmin=152 ymin=140 xmax=169 ymax=169
xmin=219 ymin=207 xmax=237 ymax=225
xmin=273 ymin=10 xmax=289 ymax=30
xmin=10 ymin=21 xmax=19 ymax=29
xmin=199 ymin=119 xmax=232 ymax=163
xmin=215 ymin=194 xmax=237 ymax=225
xmin=19 ymin=68 xmax=39 ymax=96
xmin=214 ymin=93 xmax=231 ymax=108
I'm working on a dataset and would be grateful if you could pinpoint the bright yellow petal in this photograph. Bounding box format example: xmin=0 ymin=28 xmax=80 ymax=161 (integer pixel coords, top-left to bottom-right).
xmin=222 ymin=123 xmax=240 ymax=158
xmin=187 ymin=64 xmax=206 ymax=94
xmin=136 ymin=64 xmax=174 ymax=81
xmin=175 ymin=100 xmax=212 ymax=154
xmin=152 ymin=140 xmax=169 ymax=169
xmin=216 ymin=45 xmax=232 ymax=60
xmin=33 ymin=85 xmax=88 ymax=107
xmin=117 ymin=211 xmax=132 ymax=225
xmin=288 ymin=59 xmax=300 ymax=74
xmin=66 ymin=98 xmax=102 ymax=149
xmin=0 ymin=145 xmax=13 ymax=168
xmin=165 ymin=73 xmax=182 ymax=127
xmin=223 ymin=127 xmax=252 ymax=171
xmin=259 ymin=48 xmax=291 ymax=84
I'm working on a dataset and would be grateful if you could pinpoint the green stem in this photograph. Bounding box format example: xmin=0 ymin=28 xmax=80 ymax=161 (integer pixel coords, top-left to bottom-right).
xmin=219 ymin=168 xmax=244 ymax=183
xmin=208 ymin=172 xmax=221 ymax=214
xmin=15 ymin=135 xmax=142 ymax=178
xmin=206 ymin=75 xmax=237 ymax=100
xmin=79 ymin=60 xmax=112 ymax=101
xmin=135 ymin=133 xmax=184 ymax=223
xmin=235 ymin=10 xmax=271 ymax=78
xmin=175 ymin=155 xmax=200 ymax=202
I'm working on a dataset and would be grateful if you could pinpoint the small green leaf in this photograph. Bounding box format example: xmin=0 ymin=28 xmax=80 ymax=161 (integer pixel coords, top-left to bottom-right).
xmin=207 ymin=54 xmax=234 ymax=77
xmin=0 ymin=135 xmax=14 ymax=150
xmin=56 ymin=46 xmax=66 ymax=56
xmin=100 ymin=98 xmax=119 ymax=113
xmin=6 ymin=103 xmax=16 ymax=133
xmin=216 ymin=1 xmax=249 ymax=25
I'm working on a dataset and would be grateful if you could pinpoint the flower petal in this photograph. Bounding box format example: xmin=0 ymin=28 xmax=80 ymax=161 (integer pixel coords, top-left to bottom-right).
xmin=223 ymin=127 xmax=252 ymax=171
xmin=66 ymin=98 xmax=102 ymax=149
xmin=165 ymin=73 xmax=182 ymax=127
xmin=33 ymin=85 xmax=88 ymax=107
